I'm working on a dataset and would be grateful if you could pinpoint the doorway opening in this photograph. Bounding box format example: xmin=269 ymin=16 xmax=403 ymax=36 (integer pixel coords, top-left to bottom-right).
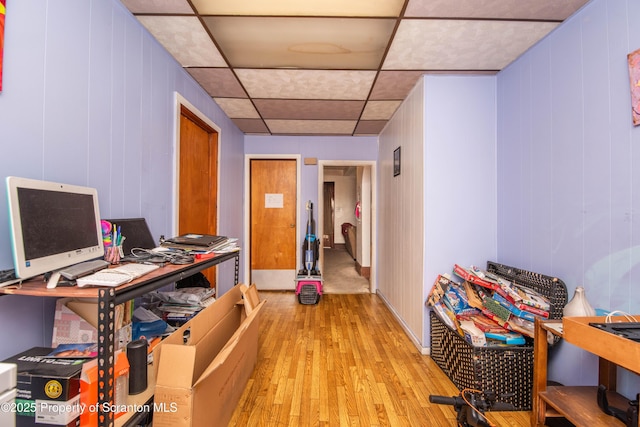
xmin=318 ymin=161 xmax=376 ymax=294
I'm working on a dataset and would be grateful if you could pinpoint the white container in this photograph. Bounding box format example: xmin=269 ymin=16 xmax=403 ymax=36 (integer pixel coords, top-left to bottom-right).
xmin=0 ymin=363 xmax=16 ymax=394
xmin=563 ymin=286 xmax=596 ymax=317
xmin=0 ymin=387 xmax=16 ymax=427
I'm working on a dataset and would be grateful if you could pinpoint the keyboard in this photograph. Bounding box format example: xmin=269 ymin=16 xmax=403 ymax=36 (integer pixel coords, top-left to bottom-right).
xmin=59 ymin=259 xmax=110 ymax=280
xmin=76 ymin=263 xmax=159 ymax=287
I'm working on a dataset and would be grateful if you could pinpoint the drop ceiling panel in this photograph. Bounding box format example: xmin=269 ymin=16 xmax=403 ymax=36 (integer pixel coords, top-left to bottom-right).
xmin=369 ymin=71 xmax=428 ymax=100
xmin=120 ymin=0 xmax=192 ymax=14
xmin=232 ymin=118 xmax=270 ymax=134
xmin=235 ymin=69 xmax=377 ymax=100
xmin=191 ymin=0 xmax=405 ymax=17
xmin=265 ymin=120 xmax=357 ymax=135
xmin=203 ymin=17 xmax=396 ymax=70
xmin=361 ymin=101 xmax=402 ymax=120
xmin=136 ymin=16 xmax=226 ymax=67
xmin=404 ymin=0 xmax=589 ymax=20
xmin=213 ymin=98 xmax=260 ymax=119
xmin=186 ymin=68 xmax=247 ymax=98
xmin=354 ymin=121 xmax=388 ymax=135
xmin=254 ymin=100 xmax=365 ymax=120
xmin=120 ymin=0 xmax=591 ymax=136
xmin=383 ymin=19 xmax=559 ymax=70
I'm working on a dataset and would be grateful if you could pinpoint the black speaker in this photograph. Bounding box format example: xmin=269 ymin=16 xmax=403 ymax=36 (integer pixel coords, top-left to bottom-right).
xmin=127 ymin=338 xmax=148 ymax=395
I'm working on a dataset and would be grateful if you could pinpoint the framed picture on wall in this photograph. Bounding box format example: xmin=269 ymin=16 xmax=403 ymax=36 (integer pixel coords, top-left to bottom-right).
xmin=393 ymin=147 xmax=401 ymax=177
xmin=628 ymin=47 xmax=640 ymax=126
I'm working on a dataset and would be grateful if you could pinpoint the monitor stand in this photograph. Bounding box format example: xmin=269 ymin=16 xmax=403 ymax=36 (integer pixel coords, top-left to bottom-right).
xmin=46 ymin=272 xmax=62 ymax=289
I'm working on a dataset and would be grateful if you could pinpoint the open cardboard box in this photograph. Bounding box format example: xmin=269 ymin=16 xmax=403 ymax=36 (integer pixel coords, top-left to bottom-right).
xmin=153 ymin=283 xmax=265 ymax=427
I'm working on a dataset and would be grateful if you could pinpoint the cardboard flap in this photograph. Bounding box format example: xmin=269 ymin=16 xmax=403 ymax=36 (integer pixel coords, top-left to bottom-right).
xmin=156 ymin=343 xmax=197 ymax=388
xmin=193 ymin=299 xmax=265 ymax=387
xmin=66 ymin=298 xmax=126 ymax=330
xmin=189 ymin=285 xmax=242 ymax=344
xmin=241 ymin=283 xmax=261 ymax=315
xmin=66 ymin=299 xmax=99 ymax=329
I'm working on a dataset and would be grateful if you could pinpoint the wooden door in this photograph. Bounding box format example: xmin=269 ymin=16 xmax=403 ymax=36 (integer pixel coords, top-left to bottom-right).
xmin=323 ymin=182 xmax=335 ymax=248
xmin=250 ymin=159 xmax=297 ymax=290
xmin=179 ymin=106 xmax=218 ymax=288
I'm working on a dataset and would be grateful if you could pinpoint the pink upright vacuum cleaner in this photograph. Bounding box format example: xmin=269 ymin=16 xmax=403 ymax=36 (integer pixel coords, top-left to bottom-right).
xmin=295 ymin=200 xmax=323 ymax=304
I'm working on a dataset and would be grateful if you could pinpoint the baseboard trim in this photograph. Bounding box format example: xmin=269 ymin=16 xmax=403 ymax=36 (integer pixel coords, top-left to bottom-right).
xmin=355 ymin=262 xmax=370 ymax=279
xmin=376 ymin=290 xmax=430 ymax=356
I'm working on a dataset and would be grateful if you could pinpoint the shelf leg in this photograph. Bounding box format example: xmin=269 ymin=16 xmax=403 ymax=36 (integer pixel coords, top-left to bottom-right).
xmin=97 ymin=288 xmax=116 ymax=427
xmin=234 ymin=253 xmax=239 ymax=285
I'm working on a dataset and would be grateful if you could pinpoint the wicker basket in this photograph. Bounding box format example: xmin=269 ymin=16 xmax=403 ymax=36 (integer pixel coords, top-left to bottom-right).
xmin=429 ymin=261 xmax=568 ymax=411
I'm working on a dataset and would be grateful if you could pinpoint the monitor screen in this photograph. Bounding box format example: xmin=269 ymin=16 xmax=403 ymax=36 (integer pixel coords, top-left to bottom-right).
xmin=6 ymin=176 xmax=104 ymax=279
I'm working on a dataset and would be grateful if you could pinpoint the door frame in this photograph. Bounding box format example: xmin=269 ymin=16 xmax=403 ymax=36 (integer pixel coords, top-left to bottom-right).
xmin=172 ymin=92 xmax=222 ymax=277
xmin=318 ymin=160 xmax=377 ymax=293
xmin=244 ymin=154 xmax=301 ymax=286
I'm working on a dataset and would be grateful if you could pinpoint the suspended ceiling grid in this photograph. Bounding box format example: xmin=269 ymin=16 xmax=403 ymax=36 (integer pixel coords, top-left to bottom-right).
xmin=120 ymin=0 xmax=590 ymax=136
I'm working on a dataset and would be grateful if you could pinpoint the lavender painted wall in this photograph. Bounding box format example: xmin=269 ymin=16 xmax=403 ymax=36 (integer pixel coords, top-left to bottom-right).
xmin=0 ymin=0 xmax=244 ymax=359
xmin=497 ymin=0 xmax=640 ymax=395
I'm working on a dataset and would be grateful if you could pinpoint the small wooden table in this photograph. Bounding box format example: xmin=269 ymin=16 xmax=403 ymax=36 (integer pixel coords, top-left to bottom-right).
xmin=532 ymin=316 xmax=640 ymax=427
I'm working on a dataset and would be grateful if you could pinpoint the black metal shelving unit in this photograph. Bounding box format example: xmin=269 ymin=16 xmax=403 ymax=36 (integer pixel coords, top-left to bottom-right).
xmin=97 ymin=250 xmax=240 ymax=427
xmin=0 ymin=251 xmax=239 ymax=427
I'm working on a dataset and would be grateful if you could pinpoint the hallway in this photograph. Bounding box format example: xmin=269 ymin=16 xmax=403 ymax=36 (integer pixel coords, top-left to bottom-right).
xmin=321 ymin=247 xmax=369 ymax=294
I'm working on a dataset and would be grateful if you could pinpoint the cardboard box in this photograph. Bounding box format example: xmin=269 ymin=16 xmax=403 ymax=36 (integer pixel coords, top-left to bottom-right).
xmin=153 ymin=284 xmax=265 ymax=427
xmin=52 ymin=298 xmax=132 ymax=350
xmin=2 ymin=347 xmax=89 ymax=427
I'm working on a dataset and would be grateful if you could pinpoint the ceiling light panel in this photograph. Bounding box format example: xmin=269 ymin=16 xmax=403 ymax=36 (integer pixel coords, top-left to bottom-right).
xmin=383 ymin=19 xmax=559 ymax=70
xmin=235 ymin=69 xmax=377 ymax=100
xmin=404 ymin=0 xmax=590 ymax=20
xmin=203 ymin=17 xmax=395 ymax=70
xmin=191 ymin=0 xmax=404 ymax=17
xmin=136 ymin=16 xmax=226 ymax=67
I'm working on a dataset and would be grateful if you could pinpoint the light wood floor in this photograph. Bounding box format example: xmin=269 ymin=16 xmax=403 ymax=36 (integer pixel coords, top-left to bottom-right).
xmin=229 ymin=292 xmax=532 ymax=426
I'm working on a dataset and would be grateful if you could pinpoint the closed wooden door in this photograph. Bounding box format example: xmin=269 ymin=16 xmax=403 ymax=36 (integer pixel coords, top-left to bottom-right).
xmin=250 ymin=159 xmax=297 ymax=289
xmin=179 ymin=106 xmax=218 ymax=288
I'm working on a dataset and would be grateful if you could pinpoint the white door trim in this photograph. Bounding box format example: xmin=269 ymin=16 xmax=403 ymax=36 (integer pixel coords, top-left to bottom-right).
xmin=318 ymin=160 xmax=377 ymax=293
xmin=172 ymin=92 xmax=222 ymax=236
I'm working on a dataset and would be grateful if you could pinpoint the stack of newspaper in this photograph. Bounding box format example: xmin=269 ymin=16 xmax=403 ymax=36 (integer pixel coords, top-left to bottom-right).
xmin=153 ymin=287 xmax=217 ymax=325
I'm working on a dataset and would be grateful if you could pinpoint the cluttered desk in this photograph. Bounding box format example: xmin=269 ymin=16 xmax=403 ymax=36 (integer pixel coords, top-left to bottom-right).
xmin=0 ymin=176 xmax=241 ymax=427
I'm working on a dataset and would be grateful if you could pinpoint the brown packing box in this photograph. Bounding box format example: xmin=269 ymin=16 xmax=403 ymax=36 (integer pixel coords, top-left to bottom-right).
xmin=153 ymin=284 xmax=265 ymax=427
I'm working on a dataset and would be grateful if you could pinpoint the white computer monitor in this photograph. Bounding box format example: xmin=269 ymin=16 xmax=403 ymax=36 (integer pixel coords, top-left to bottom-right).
xmin=6 ymin=176 xmax=104 ymax=279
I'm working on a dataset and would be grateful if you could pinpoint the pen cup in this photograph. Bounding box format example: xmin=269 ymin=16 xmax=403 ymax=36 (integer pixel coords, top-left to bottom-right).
xmin=104 ymin=245 xmax=121 ymax=264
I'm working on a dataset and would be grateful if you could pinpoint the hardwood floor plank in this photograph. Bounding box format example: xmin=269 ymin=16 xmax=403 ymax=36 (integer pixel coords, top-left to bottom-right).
xmin=229 ymin=291 xmax=532 ymax=426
